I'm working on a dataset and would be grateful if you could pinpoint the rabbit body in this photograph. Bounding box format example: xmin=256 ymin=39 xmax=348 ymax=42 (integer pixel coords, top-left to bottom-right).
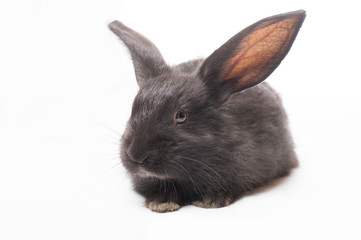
xmin=110 ymin=10 xmax=305 ymax=212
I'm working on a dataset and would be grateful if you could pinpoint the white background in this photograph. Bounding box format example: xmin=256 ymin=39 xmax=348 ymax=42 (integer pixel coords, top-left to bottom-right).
xmin=1 ymin=0 xmax=360 ymax=239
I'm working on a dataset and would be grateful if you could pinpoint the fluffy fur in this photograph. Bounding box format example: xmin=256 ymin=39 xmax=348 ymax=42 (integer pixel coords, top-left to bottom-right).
xmin=109 ymin=10 xmax=306 ymax=212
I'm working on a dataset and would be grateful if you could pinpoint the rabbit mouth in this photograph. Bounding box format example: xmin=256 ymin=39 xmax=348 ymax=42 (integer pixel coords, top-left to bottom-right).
xmin=135 ymin=168 xmax=167 ymax=179
xmin=124 ymin=153 xmax=170 ymax=179
xmin=134 ymin=167 xmax=171 ymax=180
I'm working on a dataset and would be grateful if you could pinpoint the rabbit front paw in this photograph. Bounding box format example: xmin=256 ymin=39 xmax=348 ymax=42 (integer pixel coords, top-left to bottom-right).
xmin=192 ymin=197 xmax=232 ymax=209
xmin=146 ymin=201 xmax=181 ymax=213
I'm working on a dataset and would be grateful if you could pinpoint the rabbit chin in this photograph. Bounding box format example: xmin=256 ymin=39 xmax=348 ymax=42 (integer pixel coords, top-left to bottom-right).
xmin=133 ymin=167 xmax=169 ymax=180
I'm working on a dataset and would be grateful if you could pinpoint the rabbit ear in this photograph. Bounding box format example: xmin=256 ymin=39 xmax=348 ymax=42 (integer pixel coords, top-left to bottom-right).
xmin=199 ymin=10 xmax=306 ymax=102
xmin=109 ymin=21 xmax=170 ymax=87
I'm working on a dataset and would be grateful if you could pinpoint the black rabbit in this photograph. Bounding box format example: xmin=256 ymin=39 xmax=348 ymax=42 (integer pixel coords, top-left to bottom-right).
xmin=109 ymin=10 xmax=306 ymax=212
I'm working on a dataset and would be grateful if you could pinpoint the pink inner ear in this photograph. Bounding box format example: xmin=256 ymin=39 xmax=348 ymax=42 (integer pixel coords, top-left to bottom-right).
xmin=223 ymin=16 xmax=301 ymax=90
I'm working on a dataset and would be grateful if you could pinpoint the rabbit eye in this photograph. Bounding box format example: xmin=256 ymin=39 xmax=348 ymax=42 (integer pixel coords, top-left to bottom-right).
xmin=175 ymin=110 xmax=188 ymax=124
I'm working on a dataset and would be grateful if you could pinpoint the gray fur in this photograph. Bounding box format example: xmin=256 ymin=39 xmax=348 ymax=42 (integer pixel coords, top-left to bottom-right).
xmin=109 ymin=10 xmax=306 ymax=212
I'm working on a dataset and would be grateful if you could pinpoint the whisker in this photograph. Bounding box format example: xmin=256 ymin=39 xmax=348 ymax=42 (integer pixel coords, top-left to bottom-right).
xmin=177 ymin=155 xmax=229 ymax=192
xmin=92 ymin=119 xmax=123 ymax=138
xmin=181 ymin=160 xmax=225 ymax=191
xmin=165 ymin=166 xmax=188 ymax=200
xmin=97 ymin=152 xmax=121 ymax=158
xmin=96 ymin=137 xmax=122 ymax=146
xmin=177 ymin=156 xmax=223 ymax=180
xmin=110 ymin=161 xmax=122 ymax=170
xmin=163 ymin=178 xmax=167 ymax=194
xmin=170 ymin=160 xmax=202 ymax=195
xmin=168 ymin=174 xmax=178 ymax=201
xmin=91 ymin=155 xmax=122 ymax=169
xmin=167 ymin=162 xmax=186 ymax=179
xmin=94 ymin=162 xmax=129 ymax=192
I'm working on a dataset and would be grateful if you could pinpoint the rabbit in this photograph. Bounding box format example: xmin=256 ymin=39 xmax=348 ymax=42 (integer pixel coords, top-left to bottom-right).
xmin=109 ymin=10 xmax=306 ymax=213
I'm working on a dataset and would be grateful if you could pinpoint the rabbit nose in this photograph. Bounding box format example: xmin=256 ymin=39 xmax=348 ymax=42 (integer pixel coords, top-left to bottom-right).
xmin=127 ymin=151 xmax=150 ymax=164
xmin=127 ymin=143 xmax=150 ymax=164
